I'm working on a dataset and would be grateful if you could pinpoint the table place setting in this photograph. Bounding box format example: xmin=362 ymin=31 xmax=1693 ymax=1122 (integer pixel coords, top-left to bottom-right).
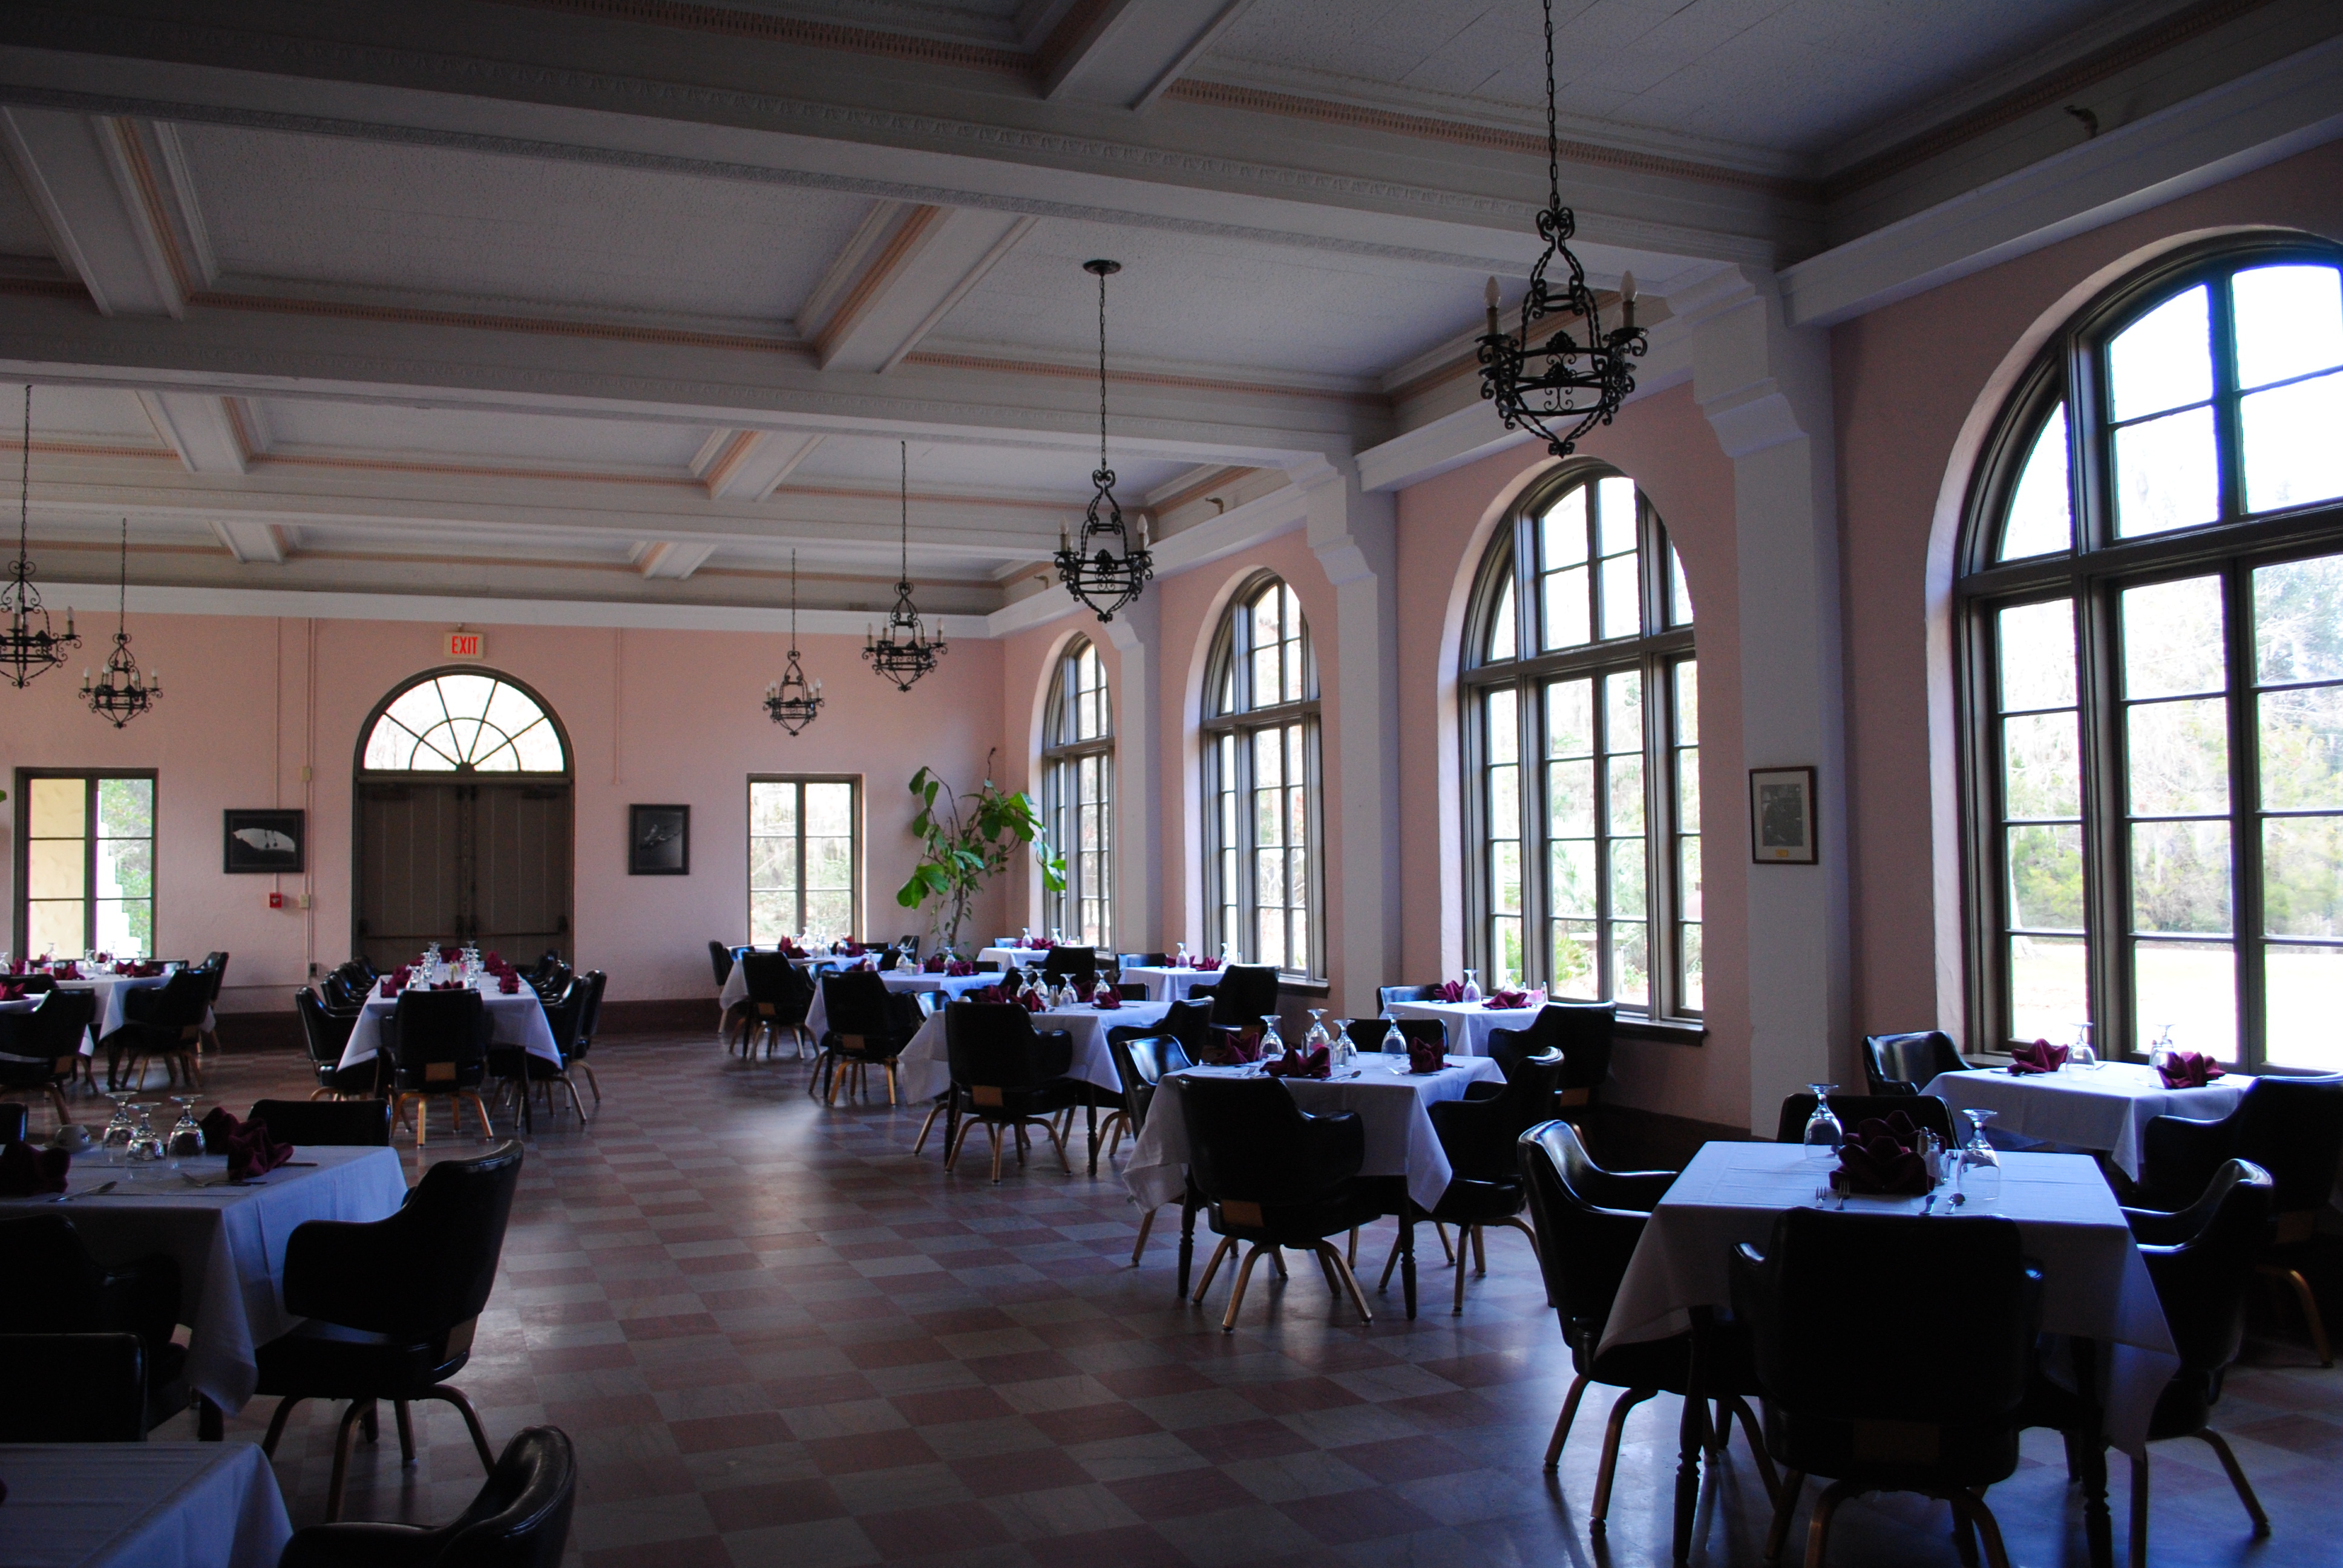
xmin=1925 ymin=1052 xmax=2249 ymax=1179
xmin=1384 ymin=974 xmax=1550 ymax=1057
xmin=893 ymin=994 xmax=1176 ymax=1103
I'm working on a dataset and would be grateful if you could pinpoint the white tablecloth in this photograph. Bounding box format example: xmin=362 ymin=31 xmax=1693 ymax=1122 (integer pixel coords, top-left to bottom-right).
xmin=1599 ymin=1141 xmax=2178 ymax=1457
xmin=805 ymin=970 xmax=1000 ymax=1039
xmin=0 ymin=1145 xmax=410 ymax=1413
xmin=1924 ymin=1063 xmax=2247 ymax=1180
xmin=0 ymin=1442 xmax=292 ymax=1568
xmin=0 ymin=970 xmax=180 ymax=1055
xmin=896 ymin=998 xmax=1175 ymax=1103
xmin=718 ymin=953 xmax=877 ymax=1017
xmin=338 ymin=984 xmax=558 ymax=1070
xmin=1123 ymin=1054 xmax=1506 ymax=1214
xmin=975 ymin=947 xmax=1061 ymax=972
xmin=1385 ymin=999 xmax=1544 ymax=1057
xmin=1120 ymin=965 xmax=1220 ymax=1003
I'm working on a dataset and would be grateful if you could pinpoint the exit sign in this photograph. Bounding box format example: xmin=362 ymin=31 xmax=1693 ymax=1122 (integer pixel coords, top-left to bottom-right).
xmin=444 ymin=630 xmax=485 ymax=661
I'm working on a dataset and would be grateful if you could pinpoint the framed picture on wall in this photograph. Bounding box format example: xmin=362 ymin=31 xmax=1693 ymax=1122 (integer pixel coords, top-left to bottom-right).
xmin=1748 ymin=767 xmax=1817 ymax=864
xmin=224 ymin=809 xmax=306 ymax=874
xmin=629 ymin=803 xmax=690 ymax=875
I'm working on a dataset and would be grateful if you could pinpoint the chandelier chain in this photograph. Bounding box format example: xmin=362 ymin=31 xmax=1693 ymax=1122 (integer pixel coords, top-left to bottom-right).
xmin=1097 ymin=265 xmax=1110 ymax=472
xmin=1544 ymin=0 xmax=1558 ymax=214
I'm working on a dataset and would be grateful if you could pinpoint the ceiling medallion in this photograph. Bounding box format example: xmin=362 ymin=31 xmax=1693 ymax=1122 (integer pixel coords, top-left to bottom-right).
xmin=1054 ymin=258 xmax=1152 ymax=623
xmin=1476 ymin=0 xmax=1648 ymax=459
xmin=85 ymin=518 xmax=161 ymax=728
xmin=863 ymin=442 xmax=946 ymax=691
xmin=0 ymin=385 xmax=77 ymax=688
xmin=765 ymin=550 xmax=825 ymax=734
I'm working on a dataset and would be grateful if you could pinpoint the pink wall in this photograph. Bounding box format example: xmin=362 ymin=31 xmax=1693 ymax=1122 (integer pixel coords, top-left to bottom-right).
xmin=1833 ymin=138 xmax=2343 ymax=1040
xmin=0 ymin=613 xmax=1005 ymax=1011
xmin=1392 ymin=382 xmax=1752 ymax=1128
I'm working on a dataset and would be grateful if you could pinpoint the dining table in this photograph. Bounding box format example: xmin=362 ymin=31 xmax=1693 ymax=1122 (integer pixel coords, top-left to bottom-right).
xmin=804 ymin=969 xmax=1001 ymax=1039
xmin=0 ymin=1441 xmax=293 ymax=1568
xmin=1383 ymin=996 xmax=1545 ymax=1057
xmin=1118 ymin=964 xmax=1221 ymax=1003
xmin=1123 ymin=1051 xmax=1506 ymax=1319
xmin=0 ymin=967 xmax=182 ymax=1057
xmin=336 ymin=979 xmax=559 ymax=1071
xmin=1602 ymin=1140 xmax=2174 ymax=1566
xmin=0 ymin=1143 xmax=410 ymax=1416
xmin=975 ymin=946 xmax=1061 ymax=972
xmin=895 ymin=996 xmax=1175 ymax=1105
xmin=1923 ymin=1060 xmax=2248 ymax=1180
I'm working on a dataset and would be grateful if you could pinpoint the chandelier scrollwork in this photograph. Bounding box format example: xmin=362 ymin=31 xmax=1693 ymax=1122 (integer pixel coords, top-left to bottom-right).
xmin=1054 ymin=258 xmax=1152 ymax=622
xmin=864 ymin=442 xmax=946 ymax=691
xmin=765 ymin=550 xmax=824 ymax=734
xmin=1476 ymin=0 xmax=1648 ymax=459
xmin=0 ymin=385 xmax=77 ymax=688
xmin=85 ymin=518 xmax=160 ymax=728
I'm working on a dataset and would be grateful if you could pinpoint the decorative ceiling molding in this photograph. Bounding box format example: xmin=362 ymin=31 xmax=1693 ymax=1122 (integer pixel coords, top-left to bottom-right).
xmin=898 ymin=347 xmax=1380 ymax=408
xmin=507 ymin=0 xmax=1034 ymax=77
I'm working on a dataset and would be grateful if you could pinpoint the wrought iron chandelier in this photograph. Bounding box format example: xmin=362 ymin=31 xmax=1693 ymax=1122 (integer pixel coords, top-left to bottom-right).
xmin=85 ymin=518 xmax=160 ymax=728
xmin=863 ymin=442 xmax=946 ymax=691
xmin=0 ymin=385 xmax=76 ymax=688
xmin=765 ymin=550 xmax=824 ymax=734
xmin=1054 ymin=258 xmax=1152 ymax=622
xmin=1476 ymin=0 xmax=1648 ymax=458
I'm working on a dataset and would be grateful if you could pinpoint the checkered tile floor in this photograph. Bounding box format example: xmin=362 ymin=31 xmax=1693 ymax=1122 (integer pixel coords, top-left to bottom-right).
xmin=116 ymin=1032 xmax=2343 ymax=1566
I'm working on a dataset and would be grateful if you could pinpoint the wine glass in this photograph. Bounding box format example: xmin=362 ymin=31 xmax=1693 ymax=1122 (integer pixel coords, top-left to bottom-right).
xmin=2069 ymin=1021 xmax=2097 ymax=1071
xmin=165 ymin=1097 xmax=205 ymax=1163
xmin=1460 ymin=968 xmax=1483 ymax=1004
xmin=2149 ymin=1025 xmax=2176 ymax=1076
xmin=1257 ymin=1014 xmax=1286 ymax=1066
xmin=1802 ymin=1084 xmax=1843 ymax=1161
xmin=1959 ymin=1109 xmax=2001 ymax=1203
xmin=100 ymin=1094 xmax=137 ymax=1155
xmin=125 ymin=1105 xmax=165 ymax=1163
xmin=1174 ymin=940 xmax=1190 ymax=967
xmin=1303 ymin=1008 xmax=1332 ymax=1058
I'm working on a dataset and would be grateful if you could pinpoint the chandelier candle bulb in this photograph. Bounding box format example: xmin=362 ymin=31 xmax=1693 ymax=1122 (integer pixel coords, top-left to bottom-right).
xmin=1486 ymin=275 xmax=1502 ymax=335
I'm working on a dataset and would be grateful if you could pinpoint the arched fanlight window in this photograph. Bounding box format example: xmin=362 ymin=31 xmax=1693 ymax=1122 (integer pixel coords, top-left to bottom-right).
xmin=1959 ymin=235 xmax=2343 ymax=1071
xmin=1202 ymin=577 xmax=1321 ymax=977
xmin=360 ymin=669 xmax=569 ymax=775
xmin=1041 ymin=638 xmax=1113 ymax=946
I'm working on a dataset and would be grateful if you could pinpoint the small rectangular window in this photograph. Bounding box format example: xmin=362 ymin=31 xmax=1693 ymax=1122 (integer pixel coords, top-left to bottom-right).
xmin=748 ymin=777 xmax=859 ymax=944
xmin=15 ymin=771 xmax=156 ymax=959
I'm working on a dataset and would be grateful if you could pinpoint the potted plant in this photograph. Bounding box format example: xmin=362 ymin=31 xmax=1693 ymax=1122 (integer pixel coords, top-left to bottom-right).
xmin=894 ymin=753 xmax=1064 ymax=956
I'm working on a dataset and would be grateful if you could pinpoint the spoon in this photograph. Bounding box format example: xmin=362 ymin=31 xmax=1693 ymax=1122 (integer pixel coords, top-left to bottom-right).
xmin=51 ymin=1180 xmax=117 ymax=1202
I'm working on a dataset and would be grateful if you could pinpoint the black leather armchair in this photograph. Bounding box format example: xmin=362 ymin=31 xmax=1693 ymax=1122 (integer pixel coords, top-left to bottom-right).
xmin=942 ymin=1002 xmax=1084 ymax=1181
xmin=1039 ymin=946 xmax=1098 ymax=988
xmin=257 ymin=1140 xmax=525 ymax=1520
xmin=385 ymin=989 xmax=494 ymax=1148
xmin=1404 ymin=1050 xmax=1563 ymax=1314
xmin=1862 ymin=1029 xmax=1969 ymax=1096
xmin=815 ymin=971 xmax=920 ymax=1105
xmin=278 ymin=1425 xmax=577 ymax=1568
xmin=1104 ymin=1030 xmax=1193 ymax=1263
xmin=1773 ymin=1092 xmax=1955 ymax=1146
xmin=248 ymin=1096 xmax=393 ymax=1146
xmin=297 ymin=986 xmax=375 ymax=1099
xmin=736 ymin=950 xmax=812 ymax=1060
xmin=1175 ymin=1075 xmax=1381 ymax=1332
xmin=0 ymin=1214 xmax=186 ymax=1433
xmin=0 ymin=1333 xmax=149 ymax=1441
xmin=104 ymin=968 xmax=210 ymax=1091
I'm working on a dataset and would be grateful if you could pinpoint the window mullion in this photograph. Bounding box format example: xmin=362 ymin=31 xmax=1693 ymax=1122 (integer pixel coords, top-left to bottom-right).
xmin=1522 ymin=675 xmax=1544 ymax=991
xmin=1643 ymin=650 xmax=1674 ymax=1019
xmin=2078 ymin=573 xmax=2130 ymax=1057
xmin=82 ymin=777 xmax=98 ymax=953
xmin=2226 ymin=560 xmax=2265 ymax=1067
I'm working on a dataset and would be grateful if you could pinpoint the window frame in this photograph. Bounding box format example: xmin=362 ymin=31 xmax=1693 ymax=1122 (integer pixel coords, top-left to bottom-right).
xmin=1460 ymin=462 xmax=1700 ymax=1023
xmin=1040 ymin=636 xmax=1114 ymax=946
xmin=355 ymin=665 xmax=572 ymax=780
xmin=746 ymin=774 xmax=863 ymax=944
xmin=1958 ymin=233 xmax=2343 ymax=1071
xmin=1201 ymin=575 xmax=1325 ymax=981
xmin=13 ymin=768 xmax=159 ymax=959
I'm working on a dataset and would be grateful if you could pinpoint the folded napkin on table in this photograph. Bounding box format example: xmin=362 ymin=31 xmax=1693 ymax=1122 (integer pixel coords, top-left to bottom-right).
xmin=438 ymin=946 xmax=460 ymax=962
xmin=379 ymin=978 xmax=400 ymax=998
xmin=1483 ymin=988 xmax=1531 ymax=1009
xmin=923 ymin=954 xmax=947 ymax=973
xmin=0 ymin=981 xmax=24 ymax=1002
xmin=498 ymin=973 xmax=520 ymax=995
xmin=1406 ymin=1036 xmax=1447 ymax=1074
xmin=1018 ymin=989 xmax=1046 ymax=1013
xmin=1264 ymin=1044 xmax=1331 ymax=1079
xmin=431 ymin=979 xmax=468 ymax=991
xmin=1835 ymin=1129 xmax=1929 ymax=1195
xmin=1090 ymin=985 xmax=1122 ymax=1010
xmin=199 ymin=1106 xmax=295 ymax=1180
xmin=945 ymin=961 xmax=975 ymax=977
xmin=2007 ymin=1039 xmax=2068 ymax=1075
xmin=1025 ymin=938 xmax=1055 ymax=951
xmin=1208 ymin=1028 xmax=1262 ymax=1066
xmin=780 ymin=943 xmax=807 ymax=960
xmin=838 ymin=942 xmax=867 ymax=957
xmin=1191 ymin=956 xmax=1222 ymax=972
xmin=1852 ymin=1112 xmax=1922 ymax=1147
xmin=2159 ymin=1050 xmax=2226 ymax=1089
xmin=50 ymin=962 xmax=79 ymax=981
xmin=1437 ymin=980 xmax=1466 ymax=1004
xmin=0 ymin=1139 xmax=70 ymax=1196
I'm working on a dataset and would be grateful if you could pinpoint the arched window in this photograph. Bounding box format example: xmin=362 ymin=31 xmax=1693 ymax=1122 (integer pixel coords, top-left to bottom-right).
xmin=360 ymin=670 xmax=569 ymax=775
xmin=1463 ymin=466 xmax=1697 ymax=1018
xmin=1961 ymin=238 xmax=2343 ymax=1071
xmin=1041 ymin=637 xmax=1113 ymax=947
xmin=1203 ymin=577 xmax=1321 ymax=977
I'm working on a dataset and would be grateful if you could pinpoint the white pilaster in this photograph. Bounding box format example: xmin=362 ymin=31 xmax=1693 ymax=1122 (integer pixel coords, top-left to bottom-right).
xmin=1102 ymin=594 xmax=1162 ymax=957
xmin=1302 ymin=456 xmax=1400 ymax=1016
xmin=1676 ymin=266 xmax=1850 ymax=1134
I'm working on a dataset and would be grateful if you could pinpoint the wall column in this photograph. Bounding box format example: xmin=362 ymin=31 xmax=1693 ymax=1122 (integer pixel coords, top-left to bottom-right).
xmin=1677 ymin=266 xmax=1851 ymax=1132
xmin=1303 ymin=456 xmax=1400 ymax=1016
xmin=1103 ymin=593 xmax=1161 ymax=956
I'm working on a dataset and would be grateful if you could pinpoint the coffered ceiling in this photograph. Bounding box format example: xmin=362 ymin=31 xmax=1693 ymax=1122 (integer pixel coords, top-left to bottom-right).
xmin=0 ymin=0 xmax=2331 ymax=629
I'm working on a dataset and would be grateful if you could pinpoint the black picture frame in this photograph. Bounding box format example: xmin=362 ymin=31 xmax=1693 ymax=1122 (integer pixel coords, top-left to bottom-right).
xmin=224 ymin=809 xmax=306 ymax=874
xmin=1748 ymin=767 xmax=1818 ymax=865
xmin=629 ymin=803 xmax=690 ymax=875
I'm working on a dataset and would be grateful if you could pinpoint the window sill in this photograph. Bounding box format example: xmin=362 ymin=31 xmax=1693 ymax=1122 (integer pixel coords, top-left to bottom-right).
xmin=1275 ymin=978 xmax=1331 ymax=1000
xmin=1615 ymin=1015 xmax=1706 ymax=1045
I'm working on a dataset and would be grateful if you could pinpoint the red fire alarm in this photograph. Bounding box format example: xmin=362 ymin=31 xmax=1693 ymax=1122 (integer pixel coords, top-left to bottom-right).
xmin=268 ymin=892 xmax=284 ymax=909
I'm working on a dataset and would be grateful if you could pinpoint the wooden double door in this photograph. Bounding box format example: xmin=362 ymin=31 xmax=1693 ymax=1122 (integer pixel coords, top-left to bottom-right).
xmin=353 ymin=781 xmax=572 ymax=972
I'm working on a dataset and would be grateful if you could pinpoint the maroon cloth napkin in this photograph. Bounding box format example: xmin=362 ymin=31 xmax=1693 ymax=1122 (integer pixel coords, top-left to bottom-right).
xmin=2007 ymin=1039 xmax=2068 ymax=1075
xmin=0 ymin=1140 xmax=70 ymax=1197
xmin=499 ymin=973 xmax=520 ymax=995
xmin=2159 ymin=1051 xmax=2227 ymax=1089
xmin=1265 ymin=1045 xmax=1331 ymax=1079
xmin=839 ymin=942 xmax=867 ymax=957
xmin=923 ymin=955 xmax=947 ymax=973
xmin=200 ymin=1107 xmax=294 ymax=1180
xmin=1026 ymin=938 xmax=1056 ymax=952
xmin=945 ymin=961 xmax=975 ymax=977
xmin=437 ymin=946 xmax=460 ymax=962
xmin=1853 ymin=1112 xmax=1922 ymax=1147
xmin=1434 ymin=980 xmax=1462 ymax=1003
xmin=0 ymin=981 xmax=24 ymax=1002
xmin=1191 ymin=956 xmax=1222 ymax=972
xmin=1836 ymin=1131 xmax=1929 ymax=1195
xmin=379 ymin=977 xmax=399 ymax=998
xmin=1211 ymin=1028 xmax=1263 ymax=1066
xmin=1018 ymin=990 xmax=1046 ymax=1013
xmin=1091 ymin=986 xmax=1122 ymax=1009
xmin=1483 ymin=988 xmax=1531 ymax=1009
xmin=430 ymin=979 xmax=467 ymax=991
xmin=50 ymin=962 xmax=79 ymax=981
xmin=1406 ymin=1036 xmax=1446 ymax=1074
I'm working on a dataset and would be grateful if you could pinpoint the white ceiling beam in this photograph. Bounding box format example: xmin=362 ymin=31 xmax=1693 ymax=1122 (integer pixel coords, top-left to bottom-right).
xmin=208 ymin=517 xmax=284 ymax=563
xmin=0 ymin=107 xmax=184 ymax=316
xmin=702 ymin=430 xmax=824 ymax=501
xmin=1040 ymin=0 xmax=1256 ymax=109
xmin=635 ymin=539 xmax=716 ymax=579
xmin=799 ymin=205 xmax=1036 ymax=374
xmin=136 ymin=390 xmax=247 ymax=472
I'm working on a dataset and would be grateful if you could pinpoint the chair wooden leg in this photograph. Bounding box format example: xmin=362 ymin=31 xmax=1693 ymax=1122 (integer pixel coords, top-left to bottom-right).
xmin=914 ymin=1097 xmax=946 ymax=1154
xmin=943 ymin=1116 xmax=976 ymax=1172
xmin=260 ymin=1395 xmax=304 ymax=1457
xmin=418 ymin=1386 xmax=498 ymax=1471
xmin=1590 ymin=1387 xmax=1656 ymax=1530
xmin=1191 ymin=1236 xmax=1234 ymax=1302
xmin=1763 ymin=1469 xmax=1804 ymax=1564
xmin=990 ymin=1122 xmax=1006 ymax=1183
xmin=326 ymin=1399 xmax=372 ymax=1521
xmin=1221 ymin=1243 xmax=1269 ymax=1332
xmin=2128 ymin=1454 xmax=2149 ymax=1568
xmin=579 ymin=1062 xmax=600 ymax=1105
xmin=2193 ymin=1429 xmax=2270 ymax=1534
xmin=1943 ymin=1489 xmax=2012 ymax=1568
xmin=885 ymin=1060 xmax=897 ymax=1106
xmin=1544 ymin=1373 xmax=1589 ymax=1469
xmin=395 ymin=1400 xmax=417 ymax=1465
xmin=2264 ymin=1264 xmax=2334 ymax=1365
xmin=1453 ymin=1226 xmax=1470 ymax=1315
xmin=468 ymin=1091 xmax=493 ymax=1135
xmin=1726 ymin=1394 xmax=1782 ymax=1509
xmin=1802 ymin=1478 xmax=1856 ymax=1568
xmin=1432 ymin=1221 xmax=1455 ymax=1264
xmin=1130 ymin=1206 xmax=1157 ymax=1266
xmin=1324 ymin=1243 xmax=1374 ymax=1325
xmin=1037 ymin=1114 xmax=1070 ymax=1174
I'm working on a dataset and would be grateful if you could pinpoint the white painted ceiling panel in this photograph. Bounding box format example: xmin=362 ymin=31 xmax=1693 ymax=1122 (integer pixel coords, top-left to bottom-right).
xmin=249 ymin=400 xmax=716 ymax=471
xmin=787 ymin=434 xmax=1192 ymax=500
xmin=171 ymin=124 xmax=878 ymax=324
xmin=28 ymin=387 xmax=169 ymax=444
xmin=0 ymin=158 xmax=57 ymax=262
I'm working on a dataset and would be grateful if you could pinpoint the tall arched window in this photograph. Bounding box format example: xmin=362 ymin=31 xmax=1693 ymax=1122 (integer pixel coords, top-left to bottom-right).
xmin=1463 ymin=466 xmax=1697 ymax=1019
xmin=1041 ymin=637 xmax=1112 ymax=947
xmin=1961 ymin=237 xmax=2343 ymax=1072
xmin=359 ymin=670 xmax=569 ymax=775
xmin=1203 ymin=577 xmax=1322 ymax=978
